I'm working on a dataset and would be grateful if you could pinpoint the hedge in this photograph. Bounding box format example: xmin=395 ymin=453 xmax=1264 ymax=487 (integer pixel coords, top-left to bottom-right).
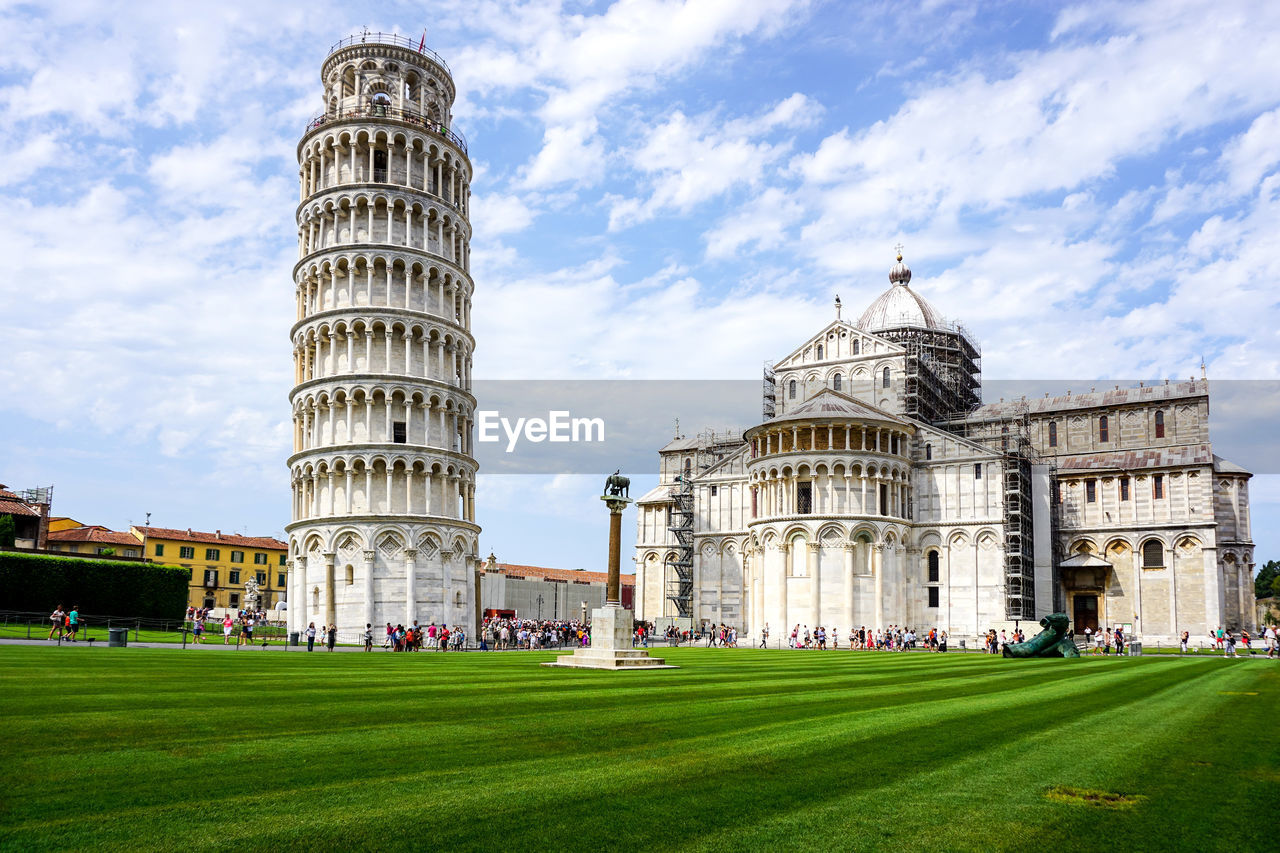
xmin=0 ymin=552 xmax=189 ymax=619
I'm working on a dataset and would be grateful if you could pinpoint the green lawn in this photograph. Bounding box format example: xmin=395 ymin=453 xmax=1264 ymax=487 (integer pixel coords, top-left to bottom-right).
xmin=0 ymin=646 xmax=1274 ymax=851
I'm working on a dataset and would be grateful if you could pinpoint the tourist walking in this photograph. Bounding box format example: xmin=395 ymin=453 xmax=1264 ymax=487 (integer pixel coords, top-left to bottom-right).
xmin=1265 ymin=624 xmax=1277 ymax=659
xmin=760 ymin=624 xmax=769 ymax=648
xmin=1180 ymin=630 xmax=1189 ymax=653
xmin=326 ymin=624 xmax=337 ymax=651
xmin=222 ymin=613 xmax=233 ymax=645
xmin=48 ymin=605 xmax=65 ymax=640
xmin=305 ymin=622 xmax=317 ymax=651
xmin=363 ymin=623 xmax=374 ymax=651
xmin=65 ymin=606 xmax=80 ymax=641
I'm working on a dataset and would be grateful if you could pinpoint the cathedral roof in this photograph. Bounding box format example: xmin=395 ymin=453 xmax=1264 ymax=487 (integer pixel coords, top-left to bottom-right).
xmin=856 ymin=252 xmax=948 ymax=332
xmin=1054 ymin=444 xmax=1215 ymax=473
xmin=964 ymin=380 xmax=1207 ymax=421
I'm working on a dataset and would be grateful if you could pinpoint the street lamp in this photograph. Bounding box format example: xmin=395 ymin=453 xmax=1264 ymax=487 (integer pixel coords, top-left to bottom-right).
xmin=536 ymin=593 xmax=544 ymax=620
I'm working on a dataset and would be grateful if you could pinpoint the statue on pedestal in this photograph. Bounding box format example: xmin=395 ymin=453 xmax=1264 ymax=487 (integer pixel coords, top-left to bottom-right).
xmin=244 ymin=577 xmax=261 ymax=613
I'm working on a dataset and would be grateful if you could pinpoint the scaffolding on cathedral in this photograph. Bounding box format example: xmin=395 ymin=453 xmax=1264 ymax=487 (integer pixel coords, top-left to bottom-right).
xmin=762 ymin=361 xmax=777 ymax=421
xmin=663 ymin=429 xmax=745 ymax=617
xmin=877 ymin=322 xmax=982 ymax=424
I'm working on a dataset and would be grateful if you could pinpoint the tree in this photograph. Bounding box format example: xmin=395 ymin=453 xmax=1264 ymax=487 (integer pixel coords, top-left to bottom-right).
xmin=0 ymin=515 xmax=15 ymax=548
xmin=1256 ymin=559 xmax=1280 ymax=600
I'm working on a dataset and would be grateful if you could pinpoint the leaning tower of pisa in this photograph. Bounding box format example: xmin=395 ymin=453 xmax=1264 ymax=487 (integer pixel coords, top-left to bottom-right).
xmin=287 ymin=32 xmax=479 ymax=640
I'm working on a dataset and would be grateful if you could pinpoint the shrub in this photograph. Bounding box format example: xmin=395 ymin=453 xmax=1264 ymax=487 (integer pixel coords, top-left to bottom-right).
xmin=0 ymin=552 xmax=189 ymax=619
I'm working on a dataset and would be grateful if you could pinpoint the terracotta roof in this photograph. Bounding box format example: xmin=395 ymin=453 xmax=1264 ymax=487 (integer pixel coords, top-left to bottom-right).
xmin=0 ymin=498 xmax=40 ymax=517
xmin=1055 ymin=444 xmax=1214 ymax=473
xmin=47 ymin=526 xmax=142 ymax=547
xmin=483 ymin=561 xmax=634 ymax=586
xmin=132 ymin=526 xmax=287 ymax=550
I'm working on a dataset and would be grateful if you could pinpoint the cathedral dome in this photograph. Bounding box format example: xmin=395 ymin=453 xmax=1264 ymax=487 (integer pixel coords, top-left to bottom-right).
xmin=856 ymin=251 xmax=946 ymax=331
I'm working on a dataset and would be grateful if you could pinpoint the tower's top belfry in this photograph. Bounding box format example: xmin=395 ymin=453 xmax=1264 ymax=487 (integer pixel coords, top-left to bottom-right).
xmin=309 ymin=31 xmax=466 ymax=156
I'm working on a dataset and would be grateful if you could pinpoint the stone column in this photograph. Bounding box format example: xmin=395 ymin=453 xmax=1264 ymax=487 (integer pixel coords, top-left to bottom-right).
xmin=440 ymin=549 xmax=454 ymax=623
xmin=1131 ymin=545 xmax=1143 ymax=638
xmin=777 ymin=543 xmax=790 ymax=637
xmin=285 ymin=559 xmax=298 ymax=634
xmin=362 ymin=549 xmax=376 ymax=631
xmin=404 ymin=548 xmax=418 ymax=626
xmin=323 ymin=551 xmax=336 ymax=627
xmin=873 ymin=543 xmax=884 ymax=630
xmin=808 ymin=542 xmax=821 ymax=629
xmin=843 ymin=543 xmax=855 ymax=630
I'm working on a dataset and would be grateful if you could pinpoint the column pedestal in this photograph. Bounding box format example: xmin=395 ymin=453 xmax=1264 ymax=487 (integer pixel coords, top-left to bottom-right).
xmin=544 ymin=493 xmax=677 ymax=670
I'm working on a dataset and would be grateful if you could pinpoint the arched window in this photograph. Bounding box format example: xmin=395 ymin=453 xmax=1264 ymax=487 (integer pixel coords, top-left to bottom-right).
xmin=833 ymin=374 xmax=842 ymax=391
xmin=1048 ymin=422 xmax=1058 ymax=447
xmin=1142 ymin=540 xmax=1164 ymax=568
xmin=1099 ymin=415 xmax=1109 ymax=443
xmin=788 ymin=379 xmax=797 ymax=399
xmin=816 ymin=344 xmax=823 ymax=360
xmin=1154 ymin=410 xmax=1165 ymax=439
xmin=345 ymin=565 xmax=354 ymax=585
xmin=852 ymin=340 xmax=860 ymax=355
xmin=927 ymin=551 xmax=940 ymax=583
xmin=925 ymin=443 xmax=932 ymax=460
xmin=882 ymin=367 xmax=891 ymax=388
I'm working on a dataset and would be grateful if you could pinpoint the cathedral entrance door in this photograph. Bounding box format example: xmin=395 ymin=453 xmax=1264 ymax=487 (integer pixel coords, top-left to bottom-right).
xmin=1073 ymin=594 xmax=1098 ymax=633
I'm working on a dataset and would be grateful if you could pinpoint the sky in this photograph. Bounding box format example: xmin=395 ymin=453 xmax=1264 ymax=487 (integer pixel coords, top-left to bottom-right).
xmin=1 ymin=0 xmax=1278 ymax=574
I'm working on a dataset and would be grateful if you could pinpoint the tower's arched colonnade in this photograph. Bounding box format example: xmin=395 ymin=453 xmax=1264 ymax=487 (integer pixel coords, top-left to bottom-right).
xmin=287 ymin=35 xmax=479 ymax=638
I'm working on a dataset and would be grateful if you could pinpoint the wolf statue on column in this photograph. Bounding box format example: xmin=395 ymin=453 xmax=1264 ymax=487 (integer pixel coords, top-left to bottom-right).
xmin=1002 ymin=613 xmax=1081 ymax=658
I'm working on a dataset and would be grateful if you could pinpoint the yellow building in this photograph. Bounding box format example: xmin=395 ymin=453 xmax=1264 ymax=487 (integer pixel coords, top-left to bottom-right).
xmin=46 ymin=525 xmax=143 ymax=558
xmin=130 ymin=526 xmax=289 ymax=613
xmin=47 ymin=517 xmax=87 ymax=533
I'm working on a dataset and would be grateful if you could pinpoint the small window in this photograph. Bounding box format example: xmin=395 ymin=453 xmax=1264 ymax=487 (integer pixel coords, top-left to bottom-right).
xmin=229 ymin=593 xmax=240 ymax=607
xmin=797 ymin=481 xmax=813 ymax=514
xmin=203 ymin=569 xmax=218 ymax=587
xmin=1142 ymin=540 xmax=1164 ymax=568
xmin=974 ymin=463 xmax=982 ymax=480
xmin=852 ymin=341 xmax=860 ymax=355
xmin=205 ymin=548 xmax=220 ymax=561
xmin=180 ymin=546 xmax=195 ymax=559
xmin=1099 ymin=415 xmax=1109 ymax=443
xmin=788 ymin=379 xmax=797 ymax=399
xmin=254 ymin=553 xmax=267 ymax=565
xmin=816 ymin=344 xmax=823 ymax=360
xmin=710 ymin=485 xmax=718 ymax=496
xmin=833 ymin=374 xmax=842 ymax=391
xmin=393 ymin=421 xmax=407 ymax=443
xmin=1086 ymin=480 xmax=1096 ymax=503
xmin=927 ymin=551 xmax=940 ymax=583
xmin=1153 ymin=474 xmax=1164 ymax=499
xmin=277 ymin=572 xmax=287 ymax=587
xmin=882 ymin=367 xmax=891 ymax=388
xmin=345 ymin=565 xmax=354 ymax=585
xmin=1048 ymin=422 xmax=1058 ymax=448
xmin=927 ymin=586 xmax=940 ymax=608
xmin=256 ymin=571 xmax=266 ymax=584
xmin=154 ymin=543 xmax=165 ymax=556
xmin=925 ymin=443 xmax=932 ymax=460
xmin=229 ymin=570 xmax=240 ymax=584
xmin=231 ymin=551 xmax=244 ymax=563
xmin=1120 ymin=478 xmax=1130 ymax=501
xmin=279 ymin=554 xmax=287 ymax=566
xmin=1154 ymin=410 xmax=1165 ymax=439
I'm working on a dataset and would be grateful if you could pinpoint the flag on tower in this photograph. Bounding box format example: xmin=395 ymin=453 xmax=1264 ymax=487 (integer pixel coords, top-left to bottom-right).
xmin=418 ymin=30 xmax=426 ymax=52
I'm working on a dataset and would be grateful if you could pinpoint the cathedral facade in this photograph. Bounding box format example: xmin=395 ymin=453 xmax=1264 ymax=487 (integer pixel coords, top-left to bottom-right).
xmin=633 ymin=254 xmax=1255 ymax=645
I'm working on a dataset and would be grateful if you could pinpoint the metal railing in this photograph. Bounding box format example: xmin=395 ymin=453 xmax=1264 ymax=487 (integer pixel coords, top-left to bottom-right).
xmin=326 ymin=32 xmax=452 ymax=76
xmin=304 ymin=104 xmax=468 ymax=154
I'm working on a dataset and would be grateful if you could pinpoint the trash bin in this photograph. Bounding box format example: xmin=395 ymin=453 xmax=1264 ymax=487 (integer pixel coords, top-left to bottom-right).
xmin=289 ymin=632 xmax=300 ymax=647
xmin=1128 ymin=641 xmax=1142 ymax=656
xmin=107 ymin=627 xmax=128 ymax=648
xmin=958 ymin=639 xmax=966 ymax=649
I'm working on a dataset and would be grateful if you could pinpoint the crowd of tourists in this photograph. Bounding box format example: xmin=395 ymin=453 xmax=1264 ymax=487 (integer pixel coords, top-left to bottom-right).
xmin=479 ymin=618 xmax=589 ymax=650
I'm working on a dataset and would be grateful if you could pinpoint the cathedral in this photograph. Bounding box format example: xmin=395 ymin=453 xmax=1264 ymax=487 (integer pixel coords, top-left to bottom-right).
xmin=633 ymin=253 xmax=1256 ymax=645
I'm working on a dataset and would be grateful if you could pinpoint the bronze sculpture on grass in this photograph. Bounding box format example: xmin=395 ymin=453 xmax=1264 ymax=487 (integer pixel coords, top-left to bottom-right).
xmin=1002 ymin=612 xmax=1081 ymax=658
